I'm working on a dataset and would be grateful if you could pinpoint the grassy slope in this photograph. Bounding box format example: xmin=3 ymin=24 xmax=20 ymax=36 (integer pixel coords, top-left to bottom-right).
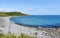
xmin=0 ymin=12 xmax=28 ymax=16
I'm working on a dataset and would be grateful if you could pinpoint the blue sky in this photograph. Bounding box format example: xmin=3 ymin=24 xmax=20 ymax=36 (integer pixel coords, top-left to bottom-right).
xmin=0 ymin=0 xmax=60 ymax=15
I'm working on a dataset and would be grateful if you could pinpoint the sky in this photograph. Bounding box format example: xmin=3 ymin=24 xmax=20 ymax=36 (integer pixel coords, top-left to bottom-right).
xmin=0 ymin=0 xmax=60 ymax=15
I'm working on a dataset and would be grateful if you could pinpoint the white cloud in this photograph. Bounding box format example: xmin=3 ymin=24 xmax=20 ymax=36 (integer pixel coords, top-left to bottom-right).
xmin=0 ymin=8 xmax=60 ymax=15
xmin=0 ymin=8 xmax=20 ymax=12
xmin=20 ymin=8 xmax=60 ymax=15
xmin=26 ymin=8 xmax=60 ymax=13
xmin=24 ymin=8 xmax=48 ymax=13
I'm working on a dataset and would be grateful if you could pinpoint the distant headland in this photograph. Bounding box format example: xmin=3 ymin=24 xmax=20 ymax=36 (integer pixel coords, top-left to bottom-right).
xmin=0 ymin=12 xmax=28 ymax=16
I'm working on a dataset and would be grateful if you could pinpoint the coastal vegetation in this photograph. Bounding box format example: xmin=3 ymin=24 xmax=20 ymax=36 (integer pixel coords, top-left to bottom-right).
xmin=0 ymin=33 xmax=37 ymax=38
xmin=0 ymin=12 xmax=28 ymax=16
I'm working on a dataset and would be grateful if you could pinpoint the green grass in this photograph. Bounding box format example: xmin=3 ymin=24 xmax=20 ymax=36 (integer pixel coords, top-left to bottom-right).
xmin=0 ymin=33 xmax=37 ymax=38
xmin=0 ymin=12 xmax=28 ymax=17
xmin=18 ymin=33 xmax=37 ymax=38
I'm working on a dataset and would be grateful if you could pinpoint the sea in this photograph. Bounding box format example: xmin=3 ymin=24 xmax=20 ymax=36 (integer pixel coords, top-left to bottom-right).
xmin=10 ymin=15 xmax=60 ymax=28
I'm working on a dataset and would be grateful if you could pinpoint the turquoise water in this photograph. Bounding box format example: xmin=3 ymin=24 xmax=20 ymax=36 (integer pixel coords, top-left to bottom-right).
xmin=10 ymin=15 xmax=60 ymax=28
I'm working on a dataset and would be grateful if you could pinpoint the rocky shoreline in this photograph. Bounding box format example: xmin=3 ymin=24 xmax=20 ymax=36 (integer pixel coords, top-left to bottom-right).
xmin=0 ymin=17 xmax=60 ymax=38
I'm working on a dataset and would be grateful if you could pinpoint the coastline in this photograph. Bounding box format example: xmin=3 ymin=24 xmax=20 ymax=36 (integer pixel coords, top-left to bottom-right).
xmin=0 ymin=17 xmax=60 ymax=38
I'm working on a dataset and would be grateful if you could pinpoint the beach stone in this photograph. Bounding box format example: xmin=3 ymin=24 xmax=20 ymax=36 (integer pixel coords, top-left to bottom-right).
xmin=0 ymin=17 xmax=60 ymax=38
xmin=37 ymin=28 xmax=60 ymax=38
